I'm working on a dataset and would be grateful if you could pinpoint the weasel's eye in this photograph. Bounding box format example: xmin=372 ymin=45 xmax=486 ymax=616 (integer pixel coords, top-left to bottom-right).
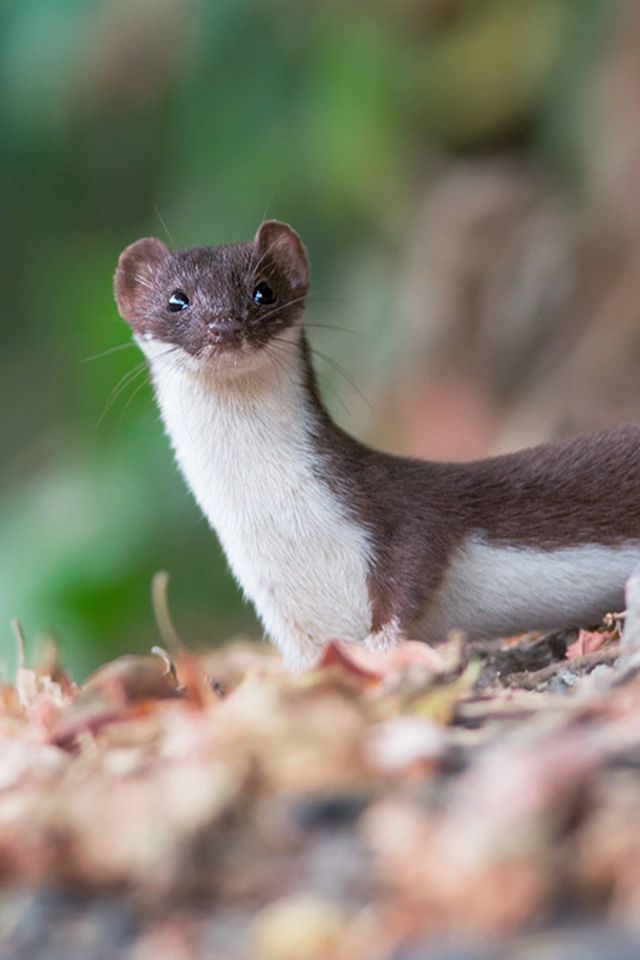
xmin=168 ymin=290 xmax=190 ymax=312
xmin=252 ymin=282 xmax=276 ymax=306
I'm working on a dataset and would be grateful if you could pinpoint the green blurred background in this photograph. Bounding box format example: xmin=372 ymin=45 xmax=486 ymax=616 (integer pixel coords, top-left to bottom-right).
xmin=2 ymin=0 xmax=640 ymax=677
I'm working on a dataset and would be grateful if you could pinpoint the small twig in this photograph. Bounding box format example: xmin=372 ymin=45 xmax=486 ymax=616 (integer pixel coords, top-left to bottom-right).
xmin=151 ymin=645 xmax=179 ymax=685
xmin=602 ymin=610 xmax=625 ymax=640
xmin=151 ymin=571 xmax=183 ymax=658
xmin=150 ymin=573 xmax=212 ymax=706
xmin=11 ymin=619 xmax=26 ymax=671
xmin=506 ymin=643 xmax=622 ymax=690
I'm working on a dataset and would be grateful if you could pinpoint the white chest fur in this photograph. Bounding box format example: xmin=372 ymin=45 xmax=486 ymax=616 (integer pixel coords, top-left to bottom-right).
xmin=142 ymin=340 xmax=373 ymax=669
xmin=423 ymin=536 xmax=640 ymax=642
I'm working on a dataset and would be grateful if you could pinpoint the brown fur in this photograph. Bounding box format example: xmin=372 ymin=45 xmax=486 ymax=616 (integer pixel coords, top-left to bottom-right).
xmin=304 ymin=348 xmax=640 ymax=631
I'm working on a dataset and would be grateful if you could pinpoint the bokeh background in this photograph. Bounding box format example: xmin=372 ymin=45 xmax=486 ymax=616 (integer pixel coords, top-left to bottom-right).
xmin=2 ymin=0 xmax=640 ymax=677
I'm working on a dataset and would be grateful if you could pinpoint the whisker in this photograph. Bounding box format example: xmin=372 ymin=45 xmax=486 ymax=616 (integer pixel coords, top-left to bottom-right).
xmin=95 ymin=344 xmax=181 ymax=427
xmin=255 ymin=295 xmax=308 ymax=325
xmin=268 ymin=340 xmax=301 ymax=394
xmin=154 ymin=205 xmax=175 ymax=245
xmin=263 ymin=343 xmax=284 ymax=396
xmin=306 ymin=293 xmax=352 ymax=305
xmin=269 ymin=334 xmax=370 ymax=411
xmin=117 ymin=375 xmax=150 ymax=423
xmin=82 ymin=342 xmax=136 ymax=363
xmin=266 ymin=338 xmax=351 ymax=417
xmin=251 ymin=246 xmax=273 ymax=282
xmin=306 ymin=345 xmax=372 ymax=411
xmin=304 ymin=322 xmax=361 ymax=336
xmin=258 ymin=193 xmax=274 ymax=227
xmin=323 ymin=376 xmax=350 ymax=416
xmin=96 ymin=362 xmax=148 ymax=428
xmin=251 ymin=293 xmax=346 ymax=326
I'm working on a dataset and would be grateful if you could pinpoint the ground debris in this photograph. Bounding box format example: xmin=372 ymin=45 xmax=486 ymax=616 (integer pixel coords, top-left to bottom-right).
xmin=0 ymin=631 xmax=639 ymax=959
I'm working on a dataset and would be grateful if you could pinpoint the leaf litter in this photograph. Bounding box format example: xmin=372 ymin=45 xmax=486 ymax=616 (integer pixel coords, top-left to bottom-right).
xmin=2 ymin=579 xmax=640 ymax=958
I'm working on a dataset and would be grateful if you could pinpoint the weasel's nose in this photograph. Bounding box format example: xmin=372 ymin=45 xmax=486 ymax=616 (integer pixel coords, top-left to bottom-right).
xmin=206 ymin=317 xmax=243 ymax=346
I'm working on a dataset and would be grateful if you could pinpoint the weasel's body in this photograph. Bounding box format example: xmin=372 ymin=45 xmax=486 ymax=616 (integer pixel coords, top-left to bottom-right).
xmin=115 ymin=222 xmax=640 ymax=669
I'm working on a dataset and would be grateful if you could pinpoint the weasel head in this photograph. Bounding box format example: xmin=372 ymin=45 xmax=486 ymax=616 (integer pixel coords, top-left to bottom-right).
xmin=114 ymin=220 xmax=309 ymax=377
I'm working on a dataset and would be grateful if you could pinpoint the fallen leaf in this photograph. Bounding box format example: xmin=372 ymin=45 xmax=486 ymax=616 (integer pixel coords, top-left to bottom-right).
xmin=567 ymin=629 xmax=611 ymax=659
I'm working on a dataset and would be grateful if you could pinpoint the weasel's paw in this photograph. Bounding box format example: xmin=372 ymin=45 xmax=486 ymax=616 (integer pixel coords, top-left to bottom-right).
xmin=277 ymin=636 xmax=325 ymax=673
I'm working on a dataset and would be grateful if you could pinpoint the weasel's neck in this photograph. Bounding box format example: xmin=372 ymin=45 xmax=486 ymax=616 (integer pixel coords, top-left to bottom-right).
xmin=145 ymin=333 xmax=321 ymax=511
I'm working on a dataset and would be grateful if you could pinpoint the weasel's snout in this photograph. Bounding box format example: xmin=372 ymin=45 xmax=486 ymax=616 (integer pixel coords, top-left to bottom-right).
xmin=206 ymin=317 xmax=244 ymax=348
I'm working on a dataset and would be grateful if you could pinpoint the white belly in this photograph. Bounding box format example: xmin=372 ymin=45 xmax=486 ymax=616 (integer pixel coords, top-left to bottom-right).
xmin=423 ymin=536 xmax=640 ymax=642
xmin=145 ymin=343 xmax=373 ymax=669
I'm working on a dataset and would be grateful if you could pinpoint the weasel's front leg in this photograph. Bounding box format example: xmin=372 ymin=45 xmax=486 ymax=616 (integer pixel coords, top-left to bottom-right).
xmin=271 ymin=627 xmax=326 ymax=673
xmin=362 ymin=536 xmax=451 ymax=656
xmin=276 ymin=625 xmax=405 ymax=672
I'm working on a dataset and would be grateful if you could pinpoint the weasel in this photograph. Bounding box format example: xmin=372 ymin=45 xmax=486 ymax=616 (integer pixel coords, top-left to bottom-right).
xmin=114 ymin=220 xmax=640 ymax=670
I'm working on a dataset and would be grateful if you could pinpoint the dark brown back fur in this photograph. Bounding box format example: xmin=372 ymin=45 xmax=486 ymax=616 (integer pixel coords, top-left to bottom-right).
xmin=301 ymin=337 xmax=640 ymax=629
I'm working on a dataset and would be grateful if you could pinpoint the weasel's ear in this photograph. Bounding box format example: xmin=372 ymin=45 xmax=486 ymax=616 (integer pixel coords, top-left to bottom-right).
xmin=114 ymin=237 xmax=169 ymax=323
xmin=254 ymin=220 xmax=309 ymax=293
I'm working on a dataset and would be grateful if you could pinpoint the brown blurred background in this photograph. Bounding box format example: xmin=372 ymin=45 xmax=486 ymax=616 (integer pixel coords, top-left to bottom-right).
xmin=2 ymin=0 xmax=640 ymax=675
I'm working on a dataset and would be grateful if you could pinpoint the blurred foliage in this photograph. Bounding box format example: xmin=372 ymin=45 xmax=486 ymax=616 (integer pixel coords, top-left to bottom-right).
xmin=0 ymin=0 xmax=626 ymax=676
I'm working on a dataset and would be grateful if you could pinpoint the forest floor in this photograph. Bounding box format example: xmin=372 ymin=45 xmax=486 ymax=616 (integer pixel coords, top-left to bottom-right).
xmin=2 ymin=584 xmax=640 ymax=960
